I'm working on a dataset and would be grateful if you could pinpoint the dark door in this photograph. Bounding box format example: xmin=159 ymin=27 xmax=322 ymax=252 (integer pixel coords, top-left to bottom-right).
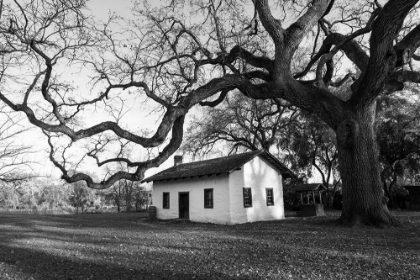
xmin=179 ymin=192 xmax=189 ymax=219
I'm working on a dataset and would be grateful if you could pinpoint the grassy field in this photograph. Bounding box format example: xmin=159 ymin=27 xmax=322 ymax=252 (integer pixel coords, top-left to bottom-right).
xmin=0 ymin=211 xmax=419 ymax=280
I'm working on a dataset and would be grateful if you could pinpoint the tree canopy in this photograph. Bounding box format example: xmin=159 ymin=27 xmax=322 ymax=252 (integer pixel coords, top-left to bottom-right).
xmin=377 ymin=92 xmax=420 ymax=207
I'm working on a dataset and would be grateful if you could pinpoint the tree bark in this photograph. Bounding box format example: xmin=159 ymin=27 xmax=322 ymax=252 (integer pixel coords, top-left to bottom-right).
xmin=336 ymin=104 xmax=400 ymax=226
xmin=116 ymin=199 xmax=121 ymax=213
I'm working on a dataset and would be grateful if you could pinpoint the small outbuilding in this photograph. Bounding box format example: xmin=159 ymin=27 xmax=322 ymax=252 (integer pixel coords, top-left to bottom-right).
xmin=142 ymin=150 xmax=296 ymax=224
xmin=405 ymin=186 xmax=420 ymax=210
xmin=294 ymin=183 xmax=326 ymax=217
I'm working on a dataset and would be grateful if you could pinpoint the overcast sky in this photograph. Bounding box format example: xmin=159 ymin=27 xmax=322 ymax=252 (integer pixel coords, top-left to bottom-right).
xmin=87 ymin=0 xmax=132 ymax=19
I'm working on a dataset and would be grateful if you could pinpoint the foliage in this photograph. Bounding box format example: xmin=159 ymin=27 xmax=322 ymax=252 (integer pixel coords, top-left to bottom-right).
xmin=285 ymin=113 xmax=338 ymax=183
xmin=0 ymin=178 xmax=70 ymax=211
xmin=377 ymin=92 xmax=420 ymax=207
xmin=0 ymin=177 xmax=116 ymax=213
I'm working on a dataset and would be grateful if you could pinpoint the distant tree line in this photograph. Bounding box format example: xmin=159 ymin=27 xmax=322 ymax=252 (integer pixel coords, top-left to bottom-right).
xmin=0 ymin=177 xmax=151 ymax=214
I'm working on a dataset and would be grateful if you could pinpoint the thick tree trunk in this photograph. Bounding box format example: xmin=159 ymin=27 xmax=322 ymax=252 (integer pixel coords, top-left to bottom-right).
xmin=336 ymin=104 xmax=400 ymax=227
xmin=116 ymin=199 xmax=121 ymax=213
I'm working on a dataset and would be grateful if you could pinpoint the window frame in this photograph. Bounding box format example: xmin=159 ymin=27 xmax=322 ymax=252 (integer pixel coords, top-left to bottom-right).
xmin=204 ymin=188 xmax=214 ymax=208
xmin=266 ymin=188 xmax=274 ymax=206
xmin=243 ymin=188 xmax=253 ymax=208
xmin=163 ymin=192 xmax=170 ymax=209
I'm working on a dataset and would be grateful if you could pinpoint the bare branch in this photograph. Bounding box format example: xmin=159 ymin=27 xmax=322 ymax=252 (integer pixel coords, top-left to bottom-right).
xmin=395 ymin=24 xmax=420 ymax=66
xmin=349 ymin=0 xmax=419 ymax=105
xmin=330 ymin=73 xmax=356 ymax=87
xmin=199 ymin=90 xmax=229 ymax=107
xmin=253 ymin=0 xmax=285 ymax=44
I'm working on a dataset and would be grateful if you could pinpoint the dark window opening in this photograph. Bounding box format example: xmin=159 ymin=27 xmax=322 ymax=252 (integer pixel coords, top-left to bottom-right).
xmin=243 ymin=188 xmax=252 ymax=208
xmin=163 ymin=192 xmax=170 ymax=209
xmin=204 ymin=189 xmax=213 ymax=208
xmin=266 ymin=188 xmax=274 ymax=206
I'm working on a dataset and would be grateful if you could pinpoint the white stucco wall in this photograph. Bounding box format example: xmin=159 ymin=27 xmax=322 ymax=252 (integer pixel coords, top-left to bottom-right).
xmin=229 ymin=155 xmax=285 ymax=224
xmin=151 ymin=174 xmax=230 ymax=224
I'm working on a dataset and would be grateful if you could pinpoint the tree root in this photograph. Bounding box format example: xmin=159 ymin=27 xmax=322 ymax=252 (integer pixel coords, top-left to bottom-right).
xmin=336 ymin=212 xmax=402 ymax=228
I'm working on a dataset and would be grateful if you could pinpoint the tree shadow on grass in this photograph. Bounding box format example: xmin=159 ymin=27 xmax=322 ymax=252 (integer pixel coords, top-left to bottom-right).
xmin=0 ymin=214 xmax=243 ymax=280
xmin=0 ymin=242 xmax=206 ymax=280
xmin=2 ymin=212 xmax=420 ymax=279
xmin=0 ymin=215 xmax=155 ymax=250
xmin=0 ymin=212 xmax=154 ymax=237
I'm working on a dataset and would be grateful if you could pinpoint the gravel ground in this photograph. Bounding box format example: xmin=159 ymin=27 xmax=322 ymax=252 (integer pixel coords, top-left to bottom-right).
xmin=0 ymin=211 xmax=419 ymax=279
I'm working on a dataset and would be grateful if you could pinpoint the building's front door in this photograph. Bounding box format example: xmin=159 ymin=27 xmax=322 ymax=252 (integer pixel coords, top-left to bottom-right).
xmin=179 ymin=192 xmax=189 ymax=219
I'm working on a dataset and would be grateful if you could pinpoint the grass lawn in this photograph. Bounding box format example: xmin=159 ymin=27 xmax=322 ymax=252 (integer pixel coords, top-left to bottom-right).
xmin=0 ymin=211 xmax=419 ymax=280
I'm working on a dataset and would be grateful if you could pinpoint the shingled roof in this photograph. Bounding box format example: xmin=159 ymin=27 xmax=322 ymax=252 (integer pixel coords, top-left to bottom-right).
xmin=142 ymin=150 xmax=296 ymax=183
xmin=294 ymin=183 xmax=326 ymax=192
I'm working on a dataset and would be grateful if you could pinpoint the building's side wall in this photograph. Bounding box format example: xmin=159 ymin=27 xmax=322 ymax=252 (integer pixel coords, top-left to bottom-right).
xmin=229 ymin=156 xmax=285 ymax=224
xmin=228 ymin=167 xmax=246 ymax=224
xmin=151 ymin=174 xmax=230 ymax=224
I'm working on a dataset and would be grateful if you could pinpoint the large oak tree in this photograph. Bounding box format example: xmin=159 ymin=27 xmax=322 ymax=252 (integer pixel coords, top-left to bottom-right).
xmin=1 ymin=0 xmax=420 ymax=226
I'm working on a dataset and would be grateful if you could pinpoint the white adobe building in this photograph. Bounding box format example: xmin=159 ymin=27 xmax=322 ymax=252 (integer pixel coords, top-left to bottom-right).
xmin=142 ymin=150 xmax=296 ymax=225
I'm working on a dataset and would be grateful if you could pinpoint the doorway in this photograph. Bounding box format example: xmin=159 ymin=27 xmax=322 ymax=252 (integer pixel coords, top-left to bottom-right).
xmin=179 ymin=192 xmax=189 ymax=219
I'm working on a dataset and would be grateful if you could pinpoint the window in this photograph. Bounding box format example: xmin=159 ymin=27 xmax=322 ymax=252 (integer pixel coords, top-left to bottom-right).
xmin=163 ymin=192 xmax=170 ymax=209
xmin=204 ymin=189 xmax=213 ymax=208
xmin=243 ymin=188 xmax=252 ymax=208
xmin=266 ymin=188 xmax=274 ymax=206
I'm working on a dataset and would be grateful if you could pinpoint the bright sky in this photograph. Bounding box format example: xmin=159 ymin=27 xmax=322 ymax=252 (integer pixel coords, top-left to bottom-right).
xmin=87 ymin=0 xmax=132 ymax=18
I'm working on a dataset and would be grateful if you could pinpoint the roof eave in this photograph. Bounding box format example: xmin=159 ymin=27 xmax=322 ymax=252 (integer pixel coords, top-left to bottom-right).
xmin=143 ymin=171 xmax=230 ymax=183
